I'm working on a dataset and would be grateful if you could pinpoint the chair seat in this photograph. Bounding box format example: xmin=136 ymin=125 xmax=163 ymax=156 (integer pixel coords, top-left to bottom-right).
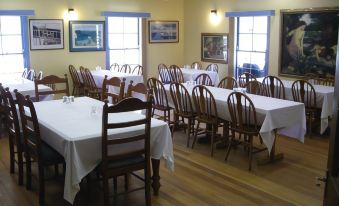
xmin=153 ymin=104 xmax=172 ymax=111
xmin=105 ymin=155 xmax=144 ymax=170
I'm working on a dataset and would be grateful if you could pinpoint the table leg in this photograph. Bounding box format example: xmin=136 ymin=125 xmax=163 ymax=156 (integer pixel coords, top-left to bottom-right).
xmin=257 ymin=132 xmax=284 ymax=165
xmin=151 ymin=158 xmax=160 ymax=195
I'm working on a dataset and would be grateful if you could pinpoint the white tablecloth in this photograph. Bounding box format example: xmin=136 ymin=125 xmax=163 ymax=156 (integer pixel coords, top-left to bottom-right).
xmin=181 ymin=68 xmax=219 ymax=86
xmin=164 ymin=84 xmax=306 ymax=153
xmin=32 ymin=97 xmax=173 ymax=204
xmin=281 ymin=80 xmax=334 ymax=134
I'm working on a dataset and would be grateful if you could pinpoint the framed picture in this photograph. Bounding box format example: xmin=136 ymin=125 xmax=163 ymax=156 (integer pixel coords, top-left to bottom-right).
xmin=29 ymin=19 xmax=64 ymax=50
xmin=279 ymin=7 xmax=339 ymax=78
xmin=69 ymin=21 xmax=105 ymax=52
xmin=201 ymin=33 xmax=228 ymax=64
xmin=148 ymin=21 xmax=179 ymax=43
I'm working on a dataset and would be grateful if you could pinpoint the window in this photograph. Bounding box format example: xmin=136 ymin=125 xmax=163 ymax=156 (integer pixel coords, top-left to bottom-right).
xmin=235 ymin=16 xmax=269 ymax=78
xmin=107 ymin=17 xmax=141 ymax=66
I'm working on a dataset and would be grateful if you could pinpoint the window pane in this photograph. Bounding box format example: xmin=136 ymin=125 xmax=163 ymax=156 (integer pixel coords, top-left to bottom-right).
xmin=125 ymin=49 xmax=140 ymax=65
xmin=124 ymin=34 xmax=139 ymax=48
xmin=109 ymin=34 xmax=123 ymax=49
xmin=108 ymin=17 xmax=123 ymax=33
xmin=110 ymin=50 xmax=125 ymax=65
xmin=238 ymin=34 xmax=252 ymax=51
xmin=239 ymin=17 xmax=253 ymax=33
xmin=1 ymin=16 xmax=21 ymax=35
xmin=252 ymin=34 xmax=267 ymax=52
xmin=2 ymin=35 xmax=22 ymax=53
xmin=0 ymin=54 xmax=24 ymax=73
xmin=236 ymin=51 xmax=252 ymax=68
xmin=124 ymin=18 xmax=138 ymax=33
xmin=253 ymin=16 xmax=267 ymax=33
xmin=250 ymin=52 xmax=266 ymax=70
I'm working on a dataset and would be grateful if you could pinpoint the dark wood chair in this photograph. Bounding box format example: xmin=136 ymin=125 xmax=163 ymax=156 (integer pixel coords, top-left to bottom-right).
xmin=169 ymin=65 xmax=184 ymax=83
xmin=238 ymin=72 xmax=257 ymax=88
xmin=225 ymin=91 xmax=267 ymax=170
xmin=147 ymin=78 xmax=173 ymax=125
xmin=79 ymin=66 xmax=88 ymax=95
xmin=191 ymin=61 xmax=202 ymax=70
xmin=119 ymin=64 xmax=131 ymax=73
xmin=0 ymin=87 xmax=24 ymax=185
xmin=306 ymin=77 xmax=335 ymax=87
xmin=101 ymin=75 xmax=126 ymax=104
xmin=291 ymin=80 xmax=318 ymax=136
xmin=34 ymin=74 xmax=70 ymax=102
xmin=69 ymin=65 xmax=84 ymax=96
xmin=101 ymin=97 xmax=152 ymax=206
xmin=132 ymin=65 xmax=144 ymax=75
xmin=37 ymin=71 xmax=43 ymax=80
xmin=218 ymin=76 xmax=238 ymax=89
xmin=109 ymin=63 xmax=120 ymax=72
xmin=158 ymin=63 xmax=171 ymax=84
xmin=206 ymin=64 xmax=218 ymax=73
xmin=191 ymin=85 xmax=228 ymax=156
xmin=170 ymin=82 xmax=196 ymax=147
xmin=195 ymin=73 xmax=213 ymax=86
xmin=126 ymin=81 xmax=148 ymax=101
xmin=27 ymin=69 xmax=36 ymax=81
xmin=22 ymin=68 xmax=28 ymax=78
xmin=15 ymin=91 xmax=64 ymax=206
xmin=84 ymin=68 xmax=102 ymax=99
xmin=245 ymin=80 xmax=263 ymax=95
xmin=262 ymin=75 xmax=286 ymax=99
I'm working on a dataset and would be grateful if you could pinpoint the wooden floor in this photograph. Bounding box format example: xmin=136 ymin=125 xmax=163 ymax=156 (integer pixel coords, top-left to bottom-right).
xmin=0 ymin=128 xmax=328 ymax=206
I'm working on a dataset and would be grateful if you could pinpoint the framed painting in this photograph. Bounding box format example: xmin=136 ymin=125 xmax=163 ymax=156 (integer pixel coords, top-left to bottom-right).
xmin=279 ymin=7 xmax=339 ymax=78
xmin=29 ymin=19 xmax=64 ymax=50
xmin=69 ymin=21 xmax=105 ymax=52
xmin=201 ymin=33 xmax=228 ymax=64
xmin=148 ymin=20 xmax=179 ymax=43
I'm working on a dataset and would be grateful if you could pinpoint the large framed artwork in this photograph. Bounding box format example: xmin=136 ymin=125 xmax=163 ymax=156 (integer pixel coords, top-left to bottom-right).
xmin=201 ymin=33 xmax=228 ymax=64
xmin=69 ymin=21 xmax=105 ymax=52
xmin=29 ymin=19 xmax=64 ymax=50
xmin=279 ymin=7 xmax=339 ymax=78
xmin=148 ymin=20 xmax=179 ymax=43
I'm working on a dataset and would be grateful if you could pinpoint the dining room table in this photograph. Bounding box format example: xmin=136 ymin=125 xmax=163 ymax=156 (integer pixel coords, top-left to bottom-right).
xmin=180 ymin=68 xmax=220 ymax=86
xmin=31 ymin=96 xmax=174 ymax=204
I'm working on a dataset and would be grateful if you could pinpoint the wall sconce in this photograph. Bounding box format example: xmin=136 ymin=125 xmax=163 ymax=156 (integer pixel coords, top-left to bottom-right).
xmin=67 ymin=8 xmax=76 ymax=20
xmin=210 ymin=9 xmax=217 ymax=16
xmin=209 ymin=9 xmax=220 ymax=25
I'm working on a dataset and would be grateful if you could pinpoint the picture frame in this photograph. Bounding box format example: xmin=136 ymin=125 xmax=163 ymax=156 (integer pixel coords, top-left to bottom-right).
xmin=279 ymin=7 xmax=339 ymax=78
xmin=201 ymin=33 xmax=228 ymax=64
xmin=69 ymin=21 xmax=105 ymax=52
xmin=29 ymin=19 xmax=64 ymax=50
xmin=148 ymin=20 xmax=179 ymax=43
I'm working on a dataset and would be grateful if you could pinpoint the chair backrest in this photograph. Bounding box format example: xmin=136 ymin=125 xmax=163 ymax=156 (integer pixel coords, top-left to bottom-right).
xmin=191 ymin=61 xmax=202 ymax=70
xmin=101 ymin=97 xmax=152 ymax=171
xmin=195 ymin=73 xmax=213 ymax=86
xmin=85 ymin=68 xmax=101 ymax=93
xmin=34 ymin=74 xmax=70 ymax=102
xmin=27 ymin=69 xmax=36 ymax=81
xmin=245 ymin=81 xmax=263 ymax=95
xmin=158 ymin=63 xmax=171 ymax=84
xmin=22 ymin=68 xmax=28 ymax=78
xmin=238 ymin=72 xmax=257 ymax=87
xmin=192 ymin=85 xmax=218 ymax=123
xmin=169 ymin=65 xmax=184 ymax=83
xmin=291 ymin=80 xmax=317 ymax=109
xmin=69 ymin=65 xmax=81 ymax=87
xmin=218 ymin=76 xmax=238 ymax=89
xmin=126 ymin=81 xmax=148 ymax=101
xmin=227 ymin=92 xmax=259 ymax=134
xmin=170 ymin=82 xmax=194 ymax=117
xmin=79 ymin=66 xmax=89 ymax=87
xmin=37 ymin=71 xmax=43 ymax=80
xmin=132 ymin=65 xmax=144 ymax=75
xmin=109 ymin=63 xmax=120 ymax=72
xmin=306 ymin=77 xmax=335 ymax=87
xmin=262 ymin=75 xmax=286 ymax=99
xmin=119 ymin=64 xmax=131 ymax=73
xmin=206 ymin=64 xmax=218 ymax=73
xmin=101 ymin=75 xmax=126 ymax=104
xmin=146 ymin=77 xmax=170 ymax=108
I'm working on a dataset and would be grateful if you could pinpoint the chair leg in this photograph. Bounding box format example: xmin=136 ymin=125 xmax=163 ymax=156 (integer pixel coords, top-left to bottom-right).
xmin=38 ymin=164 xmax=45 ymax=206
xmin=103 ymin=175 xmax=109 ymax=206
xmin=186 ymin=118 xmax=192 ymax=147
xmin=210 ymin=124 xmax=215 ymax=157
xmin=191 ymin=122 xmax=200 ymax=149
xmin=113 ymin=176 xmax=118 ymax=204
xmin=124 ymin=174 xmax=129 ymax=191
xmin=17 ymin=150 xmax=24 ymax=186
xmin=225 ymin=135 xmax=234 ymax=161
xmin=145 ymin=164 xmax=151 ymax=206
xmin=26 ymin=153 xmax=32 ymax=190
xmin=9 ymin=138 xmax=14 ymax=174
xmin=248 ymin=136 xmax=253 ymax=171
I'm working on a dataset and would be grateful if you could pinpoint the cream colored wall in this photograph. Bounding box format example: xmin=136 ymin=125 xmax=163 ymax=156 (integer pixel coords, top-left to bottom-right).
xmin=1 ymin=0 xmax=184 ymax=79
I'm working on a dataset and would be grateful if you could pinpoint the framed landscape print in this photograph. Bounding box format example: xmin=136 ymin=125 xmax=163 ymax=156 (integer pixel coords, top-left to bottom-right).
xmin=201 ymin=33 xmax=228 ymax=64
xmin=69 ymin=21 xmax=105 ymax=52
xmin=149 ymin=21 xmax=179 ymax=43
xmin=29 ymin=19 xmax=64 ymax=50
xmin=279 ymin=7 xmax=339 ymax=78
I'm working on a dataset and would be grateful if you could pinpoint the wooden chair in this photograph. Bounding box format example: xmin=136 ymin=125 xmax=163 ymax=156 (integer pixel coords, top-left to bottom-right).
xmin=245 ymin=81 xmax=263 ymax=95
xmin=37 ymin=71 xmax=43 ymax=80
xmin=126 ymin=81 xmax=148 ymax=101
xmin=306 ymin=77 xmax=335 ymax=87
xmin=15 ymin=91 xmax=64 ymax=206
xmin=0 ymin=84 xmax=6 ymax=137
xmin=170 ymin=82 xmax=196 ymax=147
xmin=79 ymin=66 xmax=88 ymax=95
xmin=109 ymin=63 xmax=120 ymax=72
xmin=27 ymin=69 xmax=35 ymax=81
xmin=120 ymin=64 xmax=131 ymax=73
xmin=191 ymin=61 xmax=202 ymax=70
xmin=101 ymin=75 xmax=126 ymax=104
xmin=206 ymin=63 xmax=218 ymax=73
xmin=195 ymin=73 xmax=213 ymax=86
xmin=158 ymin=63 xmax=171 ymax=84
xmin=225 ymin=91 xmax=267 ymax=170
xmin=262 ymin=76 xmax=286 ymax=99
xmin=291 ymin=80 xmax=318 ymax=136
xmin=34 ymin=74 xmax=70 ymax=102
xmin=69 ymin=65 xmax=84 ymax=96
xmin=84 ymin=68 xmax=102 ymax=99
xmin=238 ymin=72 xmax=257 ymax=88
xmin=0 ymin=87 xmax=24 ymax=185
xmin=101 ymin=97 xmax=152 ymax=206
xmin=218 ymin=76 xmax=238 ymax=89
xmin=147 ymin=78 xmax=173 ymax=125
xmin=132 ymin=65 xmax=144 ymax=75
xmin=22 ymin=68 xmax=28 ymax=78
xmin=169 ymin=65 xmax=184 ymax=83
xmin=191 ymin=85 xmax=228 ymax=156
